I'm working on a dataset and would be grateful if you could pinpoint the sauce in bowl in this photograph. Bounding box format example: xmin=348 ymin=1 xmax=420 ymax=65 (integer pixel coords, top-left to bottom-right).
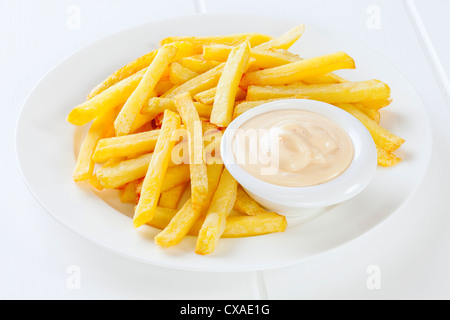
xmin=231 ymin=109 xmax=354 ymax=187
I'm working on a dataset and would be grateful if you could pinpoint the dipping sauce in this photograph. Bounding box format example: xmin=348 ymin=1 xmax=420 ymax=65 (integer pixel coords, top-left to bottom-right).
xmin=231 ymin=109 xmax=354 ymax=187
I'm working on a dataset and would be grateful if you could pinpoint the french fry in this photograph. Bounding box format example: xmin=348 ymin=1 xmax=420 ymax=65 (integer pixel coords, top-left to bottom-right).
xmin=154 ymin=79 xmax=175 ymax=96
xmin=177 ymin=55 xmax=221 ymax=74
xmin=72 ymin=108 xmax=118 ymax=181
xmin=355 ymin=103 xmax=380 ymax=123
xmin=246 ymin=80 xmax=391 ymax=103
xmin=135 ymin=164 xmax=191 ymax=197
xmin=335 ymin=103 xmax=404 ymax=153
xmin=154 ymin=163 xmax=224 ymax=248
xmin=232 ymin=97 xmax=298 ymax=119
xmin=233 ymin=185 xmax=267 ymax=216
xmin=120 ymin=180 xmax=140 ymax=203
xmin=158 ymin=182 xmax=189 ymax=209
xmin=376 ymin=145 xmax=402 ymax=167
xmin=67 ymin=68 xmax=146 ymax=126
xmin=134 ymin=110 xmax=181 ymax=228
xmin=161 ymin=63 xmax=225 ymax=98
xmin=211 ymin=41 xmax=251 ymax=127
xmin=169 ymin=62 xmax=199 ymax=85
xmin=142 ymin=97 xmax=212 ymax=120
xmin=88 ymin=173 xmax=104 ymax=191
xmin=174 ymin=92 xmax=209 ymax=211
xmin=114 ymin=45 xmax=179 ymax=136
xmin=194 ymin=86 xmax=246 ymax=105
xmin=253 ymin=25 xmax=305 ymax=51
xmin=87 ymin=50 xmax=157 ymax=99
xmin=129 ymin=111 xmax=156 ymax=133
xmin=96 ymin=153 xmax=153 ymax=189
xmin=93 ymin=129 xmax=161 ymax=163
xmin=242 ymin=51 xmax=355 ymax=86
xmin=195 ymin=168 xmax=238 ymax=255
xmin=160 ymin=33 xmax=273 ymax=52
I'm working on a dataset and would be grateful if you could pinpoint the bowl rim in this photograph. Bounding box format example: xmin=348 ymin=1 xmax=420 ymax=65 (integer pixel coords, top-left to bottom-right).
xmin=220 ymin=99 xmax=378 ymax=208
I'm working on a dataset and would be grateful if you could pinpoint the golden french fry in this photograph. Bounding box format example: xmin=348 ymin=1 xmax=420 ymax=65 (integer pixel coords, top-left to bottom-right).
xmin=134 ymin=110 xmax=181 ymax=228
xmin=135 ymin=164 xmax=190 ymax=197
xmin=354 ymin=103 xmax=380 ymax=123
xmin=246 ymin=80 xmax=391 ymax=103
xmin=120 ymin=180 xmax=141 ymax=203
xmin=335 ymin=103 xmax=404 ymax=153
xmin=88 ymin=173 xmax=104 ymax=191
xmin=169 ymin=61 xmax=199 ymax=85
xmin=129 ymin=112 xmax=156 ymax=133
xmin=253 ymin=25 xmax=305 ymax=51
xmin=161 ymin=63 xmax=225 ymax=98
xmin=115 ymin=45 xmax=179 ymax=136
xmin=242 ymin=51 xmax=355 ymax=86
xmin=376 ymin=145 xmax=402 ymax=167
xmin=142 ymin=97 xmax=212 ymax=120
xmin=232 ymin=97 xmax=298 ymax=119
xmin=160 ymin=33 xmax=273 ymax=52
xmin=154 ymin=79 xmax=175 ymax=96
xmin=211 ymin=41 xmax=251 ymax=127
xmin=194 ymin=86 xmax=246 ymax=105
xmin=96 ymin=153 xmax=153 ymax=189
xmin=195 ymin=168 xmax=238 ymax=255
xmin=72 ymin=108 xmax=118 ymax=181
xmin=67 ymin=69 xmax=146 ymax=126
xmin=177 ymin=55 xmax=221 ymax=74
xmin=154 ymin=163 xmax=224 ymax=248
xmin=158 ymin=182 xmax=188 ymax=209
xmin=219 ymin=212 xmax=287 ymax=238
xmin=93 ymin=129 xmax=161 ymax=163
xmin=87 ymin=50 xmax=157 ymax=99
xmin=233 ymin=185 xmax=267 ymax=216
xmin=174 ymin=92 xmax=208 ymax=211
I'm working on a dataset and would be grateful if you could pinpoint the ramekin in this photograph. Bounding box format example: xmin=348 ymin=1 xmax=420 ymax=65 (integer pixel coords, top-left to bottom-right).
xmin=221 ymin=99 xmax=378 ymax=217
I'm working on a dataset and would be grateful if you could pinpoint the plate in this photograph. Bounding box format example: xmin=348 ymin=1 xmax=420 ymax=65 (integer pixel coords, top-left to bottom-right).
xmin=15 ymin=14 xmax=432 ymax=272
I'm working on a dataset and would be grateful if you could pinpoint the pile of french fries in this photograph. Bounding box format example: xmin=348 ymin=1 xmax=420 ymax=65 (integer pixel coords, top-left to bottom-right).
xmin=67 ymin=25 xmax=404 ymax=255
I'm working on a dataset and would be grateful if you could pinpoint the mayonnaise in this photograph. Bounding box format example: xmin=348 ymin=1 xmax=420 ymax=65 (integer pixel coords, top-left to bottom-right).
xmin=231 ymin=109 xmax=354 ymax=187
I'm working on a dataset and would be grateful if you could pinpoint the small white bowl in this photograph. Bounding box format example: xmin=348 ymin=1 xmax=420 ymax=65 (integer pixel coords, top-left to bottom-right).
xmin=221 ymin=99 xmax=378 ymax=218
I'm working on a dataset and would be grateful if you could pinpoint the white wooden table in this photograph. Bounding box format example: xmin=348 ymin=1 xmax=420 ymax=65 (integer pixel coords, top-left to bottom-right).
xmin=1 ymin=0 xmax=449 ymax=299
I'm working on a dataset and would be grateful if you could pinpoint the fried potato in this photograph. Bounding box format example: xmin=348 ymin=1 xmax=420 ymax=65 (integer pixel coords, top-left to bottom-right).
xmin=114 ymin=45 xmax=179 ymax=136
xmin=195 ymin=168 xmax=238 ymax=255
xmin=194 ymin=86 xmax=246 ymax=105
xmin=376 ymin=145 xmax=402 ymax=167
xmin=177 ymin=55 xmax=221 ymax=74
xmin=174 ymin=92 xmax=209 ymax=212
xmin=154 ymin=163 xmax=224 ymax=248
xmin=120 ymin=180 xmax=141 ymax=203
xmin=142 ymin=97 xmax=212 ymax=120
xmin=134 ymin=110 xmax=181 ymax=228
xmin=88 ymin=173 xmax=104 ymax=191
xmin=336 ymin=103 xmax=404 ymax=153
xmin=161 ymin=63 xmax=225 ymax=98
xmin=93 ymin=129 xmax=161 ymax=163
xmin=67 ymin=68 xmax=146 ymax=126
xmin=135 ymin=164 xmax=191 ymax=197
xmin=211 ymin=41 xmax=251 ymax=127
xmin=253 ymin=24 xmax=305 ymax=51
xmin=242 ymin=51 xmax=355 ymax=86
xmin=246 ymin=80 xmax=391 ymax=103
xmin=232 ymin=97 xmax=298 ymax=119
xmin=169 ymin=62 xmax=199 ymax=85
xmin=72 ymin=108 xmax=118 ymax=181
xmin=233 ymin=185 xmax=267 ymax=216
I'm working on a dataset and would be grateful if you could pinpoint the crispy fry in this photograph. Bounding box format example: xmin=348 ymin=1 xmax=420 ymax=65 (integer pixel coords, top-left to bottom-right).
xmin=242 ymin=51 xmax=355 ymax=86
xmin=195 ymin=168 xmax=238 ymax=255
xmin=232 ymin=97 xmax=298 ymax=119
xmin=154 ymin=163 xmax=224 ymax=248
xmin=67 ymin=69 xmax=146 ymax=126
xmin=177 ymin=55 xmax=221 ymax=74
xmin=174 ymin=92 xmax=209 ymax=211
xmin=161 ymin=63 xmax=225 ymax=98
xmin=154 ymin=79 xmax=175 ymax=96
xmin=194 ymin=86 xmax=246 ymax=105
xmin=135 ymin=164 xmax=191 ymax=197
xmin=120 ymin=180 xmax=141 ymax=203
xmin=93 ymin=129 xmax=160 ymax=163
xmin=233 ymin=185 xmax=267 ymax=216
xmin=336 ymin=103 xmax=404 ymax=153
xmin=142 ymin=97 xmax=212 ymax=120
xmin=88 ymin=173 xmax=104 ymax=191
xmin=115 ymin=45 xmax=179 ymax=136
xmin=211 ymin=41 xmax=251 ymax=127
xmin=169 ymin=62 xmax=199 ymax=85
xmin=253 ymin=25 xmax=305 ymax=51
xmin=376 ymin=145 xmax=402 ymax=167
xmin=72 ymin=108 xmax=118 ymax=181
xmin=134 ymin=110 xmax=181 ymax=228
xmin=246 ymin=80 xmax=391 ymax=103
xmin=158 ymin=182 xmax=189 ymax=209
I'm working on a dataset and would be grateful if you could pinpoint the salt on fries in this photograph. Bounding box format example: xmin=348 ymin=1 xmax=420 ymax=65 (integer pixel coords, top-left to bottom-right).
xmin=67 ymin=25 xmax=404 ymax=255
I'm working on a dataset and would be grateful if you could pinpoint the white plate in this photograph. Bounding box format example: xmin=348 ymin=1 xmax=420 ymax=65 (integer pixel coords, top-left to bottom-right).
xmin=15 ymin=14 xmax=432 ymax=272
